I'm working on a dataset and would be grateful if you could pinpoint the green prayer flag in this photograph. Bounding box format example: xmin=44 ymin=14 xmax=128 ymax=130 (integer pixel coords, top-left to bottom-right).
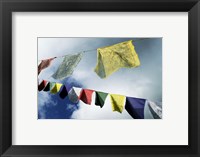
xmin=52 ymin=53 xmax=83 ymax=80
xmin=43 ymin=82 xmax=56 ymax=91
xmin=95 ymin=91 xmax=108 ymax=108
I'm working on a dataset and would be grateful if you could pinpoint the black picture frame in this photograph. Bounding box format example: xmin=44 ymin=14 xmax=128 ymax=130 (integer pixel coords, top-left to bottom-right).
xmin=0 ymin=0 xmax=199 ymax=156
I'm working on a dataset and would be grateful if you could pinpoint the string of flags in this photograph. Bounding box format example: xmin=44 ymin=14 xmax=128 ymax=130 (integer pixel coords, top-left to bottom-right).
xmin=38 ymin=40 xmax=140 ymax=79
xmin=38 ymin=80 xmax=162 ymax=119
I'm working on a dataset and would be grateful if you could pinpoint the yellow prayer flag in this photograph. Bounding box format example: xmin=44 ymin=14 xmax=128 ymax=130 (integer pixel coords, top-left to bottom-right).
xmin=94 ymin=40 xmax=140 ymax=78
xmin=110 ymin=94 xmax=126 ymax=113
xmin=50 ymin=83 xmax=63 ymax=94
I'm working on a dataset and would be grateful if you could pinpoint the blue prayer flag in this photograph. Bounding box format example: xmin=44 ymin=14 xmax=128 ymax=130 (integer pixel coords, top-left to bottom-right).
xmin=125 ymin=97 xmax=146 ymax=119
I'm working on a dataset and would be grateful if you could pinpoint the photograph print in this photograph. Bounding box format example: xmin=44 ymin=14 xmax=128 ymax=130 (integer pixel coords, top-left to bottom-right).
xmin=38 ymin=37 xmax=162 ymax=119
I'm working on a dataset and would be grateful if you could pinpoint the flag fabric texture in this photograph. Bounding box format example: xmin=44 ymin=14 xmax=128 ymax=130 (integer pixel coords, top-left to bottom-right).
xmin=52 ymin=53 xmax=83 ymax=80
xmin=125 ymin=97 xmax=146 ymax=119
xmin=38 ymin=80 xmax=48 ymax=91
xmin=38 ymin=57 xmax=56 ymax=75
xmin=43 ymin=82 xmax=56 ymax=91
xmin=79 ymin=89 xmax=94 ymax=105
xmin=147 ymin=100 xmax=162 ymax=119
xmin=110 ymin=94 xmax=126 ymax=113
xmin=68 ymin=87 xmax=82 ymax=103
xmin=95 ymin=91 xmax=108 ymax=108
xmin=59 ymin=86 xmax=68 ymax=99
xmin=50 ymin=83 xmax=63 ymax=94
xmin=94 ymin=40 xmax=140 ymax=78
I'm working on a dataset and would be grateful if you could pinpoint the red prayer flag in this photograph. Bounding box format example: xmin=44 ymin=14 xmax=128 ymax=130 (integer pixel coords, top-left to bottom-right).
xmin=79 ymin=89 xmax=94 ymax=105
xmin=38 ymin=57 xmax=56 ymax=75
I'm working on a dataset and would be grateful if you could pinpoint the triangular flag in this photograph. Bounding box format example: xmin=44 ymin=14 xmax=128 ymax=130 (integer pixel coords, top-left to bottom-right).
xmin=50 ymin=83 xmax=63 ymax=94
xmin=68 ymin=87 xmax=82 ymax=103
xmin=73 ymin=87 xmax=82 ymax=97
xmin=79 ymin=89 xmax=94 ymax=105
xmin=94 ymin=40 xmax=140 ymax=78
xmin=95 ymin=91 xmax=108 ymax=108
xmin=38 ymin=80 xmax=48 ymax=91
xmin=59 ymin=86 xmax=68 ymax=99
xmin=43 ymin=82 xmax=56 ymax=91
xmin=110 ymin=94 xmax=126 ymax=113
xmin=147 ymin=100 xmax=162 ymax=119
xmin=125 ymin=97 xmax=146 ymax=119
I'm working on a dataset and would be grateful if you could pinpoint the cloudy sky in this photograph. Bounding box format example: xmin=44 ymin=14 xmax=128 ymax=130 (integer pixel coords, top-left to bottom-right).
xmin=38 ymin=37 xmax=162 ymax=119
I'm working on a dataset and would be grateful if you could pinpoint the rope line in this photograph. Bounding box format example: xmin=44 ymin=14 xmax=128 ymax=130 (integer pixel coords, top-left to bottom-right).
xmin=38 ymin=38 xmax=150 ymax=61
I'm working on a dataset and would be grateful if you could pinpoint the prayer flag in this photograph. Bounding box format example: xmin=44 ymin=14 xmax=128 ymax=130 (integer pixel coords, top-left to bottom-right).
xmin=59 ymin=85 xmax=68 ymax=99
xmin=95 ymin=91 xmax=108 ymax=108
xmin=68 ymin=87 xmax=82 ymax=103
xmin=38 ymin=57 xmax=56 ymax=75
xmin=110 ymin=94 xmax=126 ymax=113
xmin=94 ymin=40 xmax=140 ymax=78
xmin=73 ymin=87 xmax=82 ymax=97
xmin=43 ymin=82 xmax=56 ymax=91
xmin=147 ymin=100 xmax=162 ymax=119
xmin=52 ymin=53 xmax=83 ymax=80
xmin=38 ymin=80 xmax=48 ymax=91
xmin=50 ymin=83 xmax=63 ymax=94
xmin=79 ymin=89 xmax=94 ymax=105
xmin=125 ymin=97 xmax=146 ymax=119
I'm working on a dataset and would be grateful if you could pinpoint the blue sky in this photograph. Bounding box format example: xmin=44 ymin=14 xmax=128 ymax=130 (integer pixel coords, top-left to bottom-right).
xmin=38 ymin=38 xmax=162 ymax=119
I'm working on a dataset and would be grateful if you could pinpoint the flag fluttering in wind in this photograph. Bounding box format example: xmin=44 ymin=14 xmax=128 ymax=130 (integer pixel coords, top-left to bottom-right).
xmin=50 ymin=83 xmax=63 ymax=94
xmin=125 ymin=97 xmax=146 ymax=119
xmin=95 ymin=91 xmax=108 ymax=108
xmin=38 ymin=57 xmax=56 ymax=75
xmin=68 ymin=87 xmax=82 ymax=103
xmin=52 ymin=53 xmax=83 ymax=80
xmin=59 ymin=86 xmax=68 ymax=99
xmin=110 ymin=94 xmax=126 ymax=113
xmin=79 ymin=89 xmax=94 ymax=105
xmin=38 ymin=80 xmax=48 ymax=91
xmin=94 ymin=40 xmax=140 ymax=78
xmin=147 ymin=100 xmax=162 ymax=119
